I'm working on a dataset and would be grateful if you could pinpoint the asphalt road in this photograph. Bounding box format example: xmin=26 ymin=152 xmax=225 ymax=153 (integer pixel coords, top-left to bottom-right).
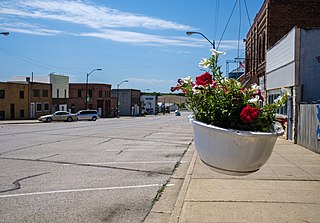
xmin=0 ymin=113 xmax=193 ymax=223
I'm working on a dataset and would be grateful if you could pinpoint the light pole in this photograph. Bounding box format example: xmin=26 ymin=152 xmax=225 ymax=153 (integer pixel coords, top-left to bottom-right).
xmin=186 ymin=31 xmax=215 ymax=49
xmin=0 ymin=32 xmax=9 ymax=36
xmin=85 ymin=68 xmax=102 ymax=109
xmin=117 ymin=80 xmax=128 ymax=117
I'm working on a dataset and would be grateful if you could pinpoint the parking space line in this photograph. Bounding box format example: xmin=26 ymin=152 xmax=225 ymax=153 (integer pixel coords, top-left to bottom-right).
xmin=0 ymin=184 xmax=164 ymax=198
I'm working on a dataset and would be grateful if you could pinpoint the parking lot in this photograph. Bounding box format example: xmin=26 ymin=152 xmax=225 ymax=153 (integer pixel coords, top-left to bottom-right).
xmin=0 ymin=113 xmax=193 ymax=222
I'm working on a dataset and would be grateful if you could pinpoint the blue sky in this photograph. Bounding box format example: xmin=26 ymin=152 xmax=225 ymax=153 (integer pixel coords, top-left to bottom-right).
xmin=0 ymin=0 xmax=263 ymax=92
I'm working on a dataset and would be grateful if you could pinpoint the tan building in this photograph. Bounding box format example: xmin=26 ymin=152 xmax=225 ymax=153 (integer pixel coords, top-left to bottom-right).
xmin=0 ymin=82 xmax=29 ymax=120
xmin=0 ymin=81 xmax=52 ymax=120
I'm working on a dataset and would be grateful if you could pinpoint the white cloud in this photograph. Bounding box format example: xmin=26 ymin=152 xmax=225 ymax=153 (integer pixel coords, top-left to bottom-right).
xmin=0 ymin=0 xmax=191 ymax=30
xmin=0 ymin=22 xmax=63 ymax=36
xmin=0 ymin=0 xmax=245 ymax=49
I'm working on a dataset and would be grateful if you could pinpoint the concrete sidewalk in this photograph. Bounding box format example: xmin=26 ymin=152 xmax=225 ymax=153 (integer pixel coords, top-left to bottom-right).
xmin=145 ymin=138 xmax=320 ymax=223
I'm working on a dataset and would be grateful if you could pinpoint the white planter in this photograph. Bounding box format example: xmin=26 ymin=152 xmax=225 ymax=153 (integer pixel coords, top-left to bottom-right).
xmin=189 ymin=116 xmax=284 ymax=176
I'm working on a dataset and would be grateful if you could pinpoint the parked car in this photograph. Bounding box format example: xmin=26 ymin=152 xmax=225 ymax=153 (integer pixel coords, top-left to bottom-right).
xmin=38 ymin=111 xmax=77 ymax=122
xmin=76 ymin=110 xmax=100 ymax=121
xmin=175 ymin=110 xmax=181 ymax=116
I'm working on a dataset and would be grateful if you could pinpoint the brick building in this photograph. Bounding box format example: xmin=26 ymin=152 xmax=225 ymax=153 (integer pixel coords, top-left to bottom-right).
xmin=29 ymin=82 xmax=52 ymax=119
xmin=69 ymin=83 xmax=114 ymax=117
xmin=240 ymin=0 xmax=320 ymax=89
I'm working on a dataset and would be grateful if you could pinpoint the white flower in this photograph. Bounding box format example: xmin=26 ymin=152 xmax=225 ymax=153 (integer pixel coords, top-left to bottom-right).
xmin=248 ymin=98 xmax=259 ymax=106
xmin=198 ymin=58 xmax=210 ymax=68
xmin=181 ymin=76 xmax=192 ymax=83
xmin=210 ymin=48 xmax=226 ymax=57
xmin=281 ymin=88 xmax=291 ymax=97
xmin=251 ymin=83 xmax=261 ymax=91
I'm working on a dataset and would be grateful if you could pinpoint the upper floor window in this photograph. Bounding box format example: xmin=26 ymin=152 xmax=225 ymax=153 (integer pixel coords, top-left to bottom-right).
xmin=99 ymin=90 xmax=103 ymax=98
xmin=78 ymin=89 xmax=82 ymax=98
xmin=42 ymin=89 xmax=48 ymax=97
xmin=33 ymin=89 xmax=40 ymax=97
xmin=89 ymin=89 xmax=93 ymax=97
xmin=0 ymin=90 xmax=4 ymax=98
xmin=20 ymin=91 xmax=24 ymax=99
xmin=57 ymin=89 xmax=59 ymax=98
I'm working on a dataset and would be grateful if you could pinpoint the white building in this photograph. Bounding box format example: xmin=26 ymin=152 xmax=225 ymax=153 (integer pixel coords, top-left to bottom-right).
xmin=266 ymin=27 xmax=320 ymax=142
xmin=140 ymin=95 xmax=157 ymax=115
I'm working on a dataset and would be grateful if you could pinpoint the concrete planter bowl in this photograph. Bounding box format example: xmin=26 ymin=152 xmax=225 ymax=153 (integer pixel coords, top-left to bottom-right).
xmin=189 ymin=116 xmax=284 ymax=176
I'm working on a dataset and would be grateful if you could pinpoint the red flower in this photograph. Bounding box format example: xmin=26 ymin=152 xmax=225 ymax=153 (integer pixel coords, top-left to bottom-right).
xmin=253 ymin=89 xmax=264 ymax=101
xmin=170 ymin=84 xmax=180 ymax=92
xmin=240 ymin=105 xmax=259 ymax=124
xmin=196 ymin=72 xmax=212 ymax=86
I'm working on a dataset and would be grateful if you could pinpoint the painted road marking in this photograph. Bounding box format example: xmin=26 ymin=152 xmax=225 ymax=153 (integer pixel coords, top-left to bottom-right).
xmin=83 ymin=161 xmax=186 ymax=165
xmin=0 ymin=183 xmax=175 ymax=198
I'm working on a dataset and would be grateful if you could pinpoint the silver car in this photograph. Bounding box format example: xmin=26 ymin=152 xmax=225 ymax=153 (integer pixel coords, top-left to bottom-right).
xmin=38 ymin=111 xmax=77 ymax=122
xmin=76 ymin=110 xmax=100 ymax=121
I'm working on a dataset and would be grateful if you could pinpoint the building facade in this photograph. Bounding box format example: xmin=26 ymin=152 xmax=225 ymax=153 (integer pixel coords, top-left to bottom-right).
xmin=141 ymin=95 xmax=158 ymax=115
xmin=0 ymin=81 xmax=52 ymax=120
xmin=112 ymin=89 xmax=141 ymax=116
xmin=69 ymin=83 xmax=113 ymax=117
xmin=29 ymin=82 xmax=52 ymax=119
xmin=240 ymin=0 xmax=320 ymax=90
xmin=266 ymin=27 xmax=320 ymax=142
xmin=50 ymin=74 xmax=69 ymax=112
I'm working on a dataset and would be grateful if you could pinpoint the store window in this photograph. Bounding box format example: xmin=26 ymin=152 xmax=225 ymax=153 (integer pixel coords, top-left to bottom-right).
xmin=44 ymin=102 xmax=49 ymax=111
xmin=268 ymin=90 xmax=287 ymax=115
xmin=36 ymin=102 xmax=42 ymax=112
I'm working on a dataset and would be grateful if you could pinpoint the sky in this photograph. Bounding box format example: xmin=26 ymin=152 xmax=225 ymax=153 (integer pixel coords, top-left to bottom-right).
xmin=0 ymin=0 xmax=264 ymax=93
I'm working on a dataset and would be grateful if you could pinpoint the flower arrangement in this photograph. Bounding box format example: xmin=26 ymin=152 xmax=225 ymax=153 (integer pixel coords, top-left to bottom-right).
xmin=171 ymin=49 xmax=288 ymax=133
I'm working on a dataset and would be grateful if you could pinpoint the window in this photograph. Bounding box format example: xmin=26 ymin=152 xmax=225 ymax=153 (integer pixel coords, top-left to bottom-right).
xmin=89 ymin=89 xmax=93 ymax=97
xmin=33 ymin=89 xmax=40 ymax=97
xmin=44 ymin=102 xmax=49 ymax=111
xmin=57 ymin=89 xmax=59 ymax=98
xmin=42 ymin=89 xmax=48 ymax=97
xmin=268 ymin=92 xmax=287 ymax=115
xmin=78 ymin=89 xmax=82 ymax=97
xmin=0 ymin=111 xmax=4 ymax=119
xmin=64 ymin=89 xmax=67 ymax=98
xmin=20 ymin=91 xmax=24 ymax=99
xmin=36 ymin=102 xmax=42 ymax=112
xmin=0 ymin=90 xmax=4 ymax=98
xmin=20 ymin=110 xmax=24 ymax=118
xmin=99 ymin=90 xmax=103 ymax=98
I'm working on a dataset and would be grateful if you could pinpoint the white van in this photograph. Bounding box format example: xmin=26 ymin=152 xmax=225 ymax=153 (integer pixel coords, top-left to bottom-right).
xmin=76 ymin=110 xmax=100 ymax=121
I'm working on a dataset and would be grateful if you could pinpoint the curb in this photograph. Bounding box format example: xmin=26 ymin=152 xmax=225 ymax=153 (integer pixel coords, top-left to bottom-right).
xmin=169 ymin=144 xmax=197 ymax=223
xmin=143 ymin=143 xmax=197 ymax=223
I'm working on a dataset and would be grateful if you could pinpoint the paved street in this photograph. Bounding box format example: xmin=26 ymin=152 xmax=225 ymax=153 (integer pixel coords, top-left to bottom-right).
xmin=0 ymin=113 xmax=193 ymax=223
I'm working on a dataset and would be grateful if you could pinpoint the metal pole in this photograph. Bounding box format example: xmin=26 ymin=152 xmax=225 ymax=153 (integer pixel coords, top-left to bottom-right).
xmin=186 ymin=31 xmax=215 ymax=49
xmin=85 ymin=68 xmax=102 ymax=110
xmin=117 ymin=84 xmax=119 ymax=117
xmin=85 ymin=73 xmax=89 ymax=109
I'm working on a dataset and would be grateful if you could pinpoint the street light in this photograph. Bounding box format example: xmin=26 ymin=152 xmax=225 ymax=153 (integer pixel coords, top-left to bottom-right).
xmin=117 ymin=80 xmax=129 ymax=117
xmin=85 ymin=68 xmax=102 ymax=109
xmin=0 ymin=32 xmax=9 ymax=36
xmin=186 ymin=31 xmax=215 ymax=49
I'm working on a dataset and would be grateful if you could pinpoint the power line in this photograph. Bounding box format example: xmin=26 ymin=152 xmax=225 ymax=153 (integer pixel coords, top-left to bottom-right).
xmin=243 ymin=0 xmax=252 ymax=27
xmin=0 ymin=46 xmax=80 ymax=74
xmin=216 ymin=0 xmax=238 ymax=50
